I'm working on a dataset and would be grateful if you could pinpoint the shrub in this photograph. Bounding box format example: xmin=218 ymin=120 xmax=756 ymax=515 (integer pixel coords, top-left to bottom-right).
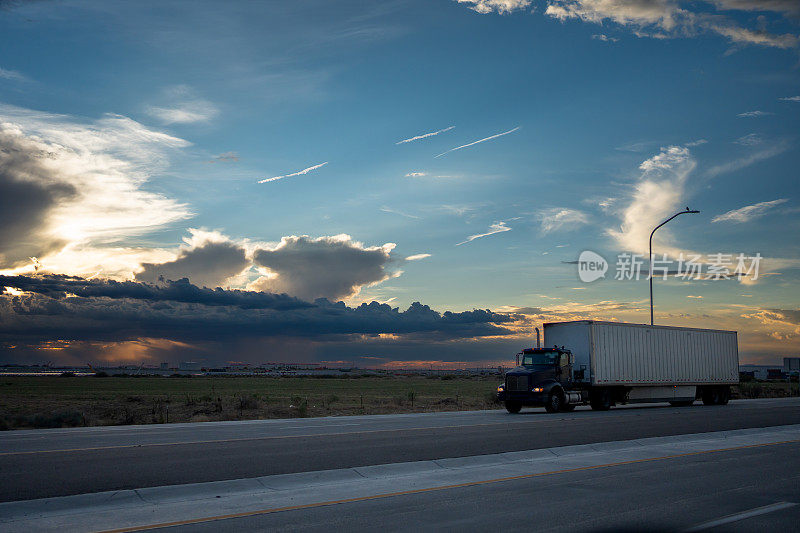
xmin=237 ymin=395 xmax=259 ymax=410
xmin=407 ymin=391 xmax=416 ymax=406
xmin=28 ymin=410 xmax=84 ymax=428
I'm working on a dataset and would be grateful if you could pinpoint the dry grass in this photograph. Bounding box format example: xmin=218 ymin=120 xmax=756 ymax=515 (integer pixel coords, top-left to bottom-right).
xmin=0 ymin=374 xmax=502 ymax=430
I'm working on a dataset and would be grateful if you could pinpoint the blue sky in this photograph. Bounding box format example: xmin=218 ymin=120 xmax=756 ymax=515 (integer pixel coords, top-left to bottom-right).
xmin=1 ymin=1 xmax=799 ymax=366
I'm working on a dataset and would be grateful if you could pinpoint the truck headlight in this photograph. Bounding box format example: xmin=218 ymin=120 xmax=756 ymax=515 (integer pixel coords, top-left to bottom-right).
xmin=532 ymin=387 xmax=544 ymax=392
xmin=497 ymin=385 xmax=505 ymax=392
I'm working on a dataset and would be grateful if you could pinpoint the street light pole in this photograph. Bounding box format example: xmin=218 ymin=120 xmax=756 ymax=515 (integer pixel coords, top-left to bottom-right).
xmin=649 ymin=207 xmax=700 ymax=326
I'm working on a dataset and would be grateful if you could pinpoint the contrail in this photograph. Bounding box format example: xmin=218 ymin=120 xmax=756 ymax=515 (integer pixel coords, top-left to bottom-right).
xmin=456 ymin=221 xmax=511 ymax=246
xmin=435 ymin=126 xmax=520 ymax=158
xmin=396 ymin=126 xmax=455 ymax=145
xmin=258 ymin=162 xmax=328 ymax=183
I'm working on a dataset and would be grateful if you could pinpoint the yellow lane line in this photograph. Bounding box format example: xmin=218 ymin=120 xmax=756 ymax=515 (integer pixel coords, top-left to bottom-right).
xmin=98 ymin=438 xmax=800 ymax=533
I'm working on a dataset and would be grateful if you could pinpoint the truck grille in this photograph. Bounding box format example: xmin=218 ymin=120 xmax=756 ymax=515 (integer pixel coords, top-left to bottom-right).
xmin=506 ymin=375 xmax=528 ymax=392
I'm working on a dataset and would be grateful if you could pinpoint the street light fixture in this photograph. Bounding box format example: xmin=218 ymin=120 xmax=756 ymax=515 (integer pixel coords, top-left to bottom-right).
xmin=649 ymin=207 xmax=700 ymax=326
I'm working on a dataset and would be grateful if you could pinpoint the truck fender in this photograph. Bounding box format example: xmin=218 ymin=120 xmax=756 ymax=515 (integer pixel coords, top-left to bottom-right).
xmin=541 ymin=381 xmax=564 ymax=398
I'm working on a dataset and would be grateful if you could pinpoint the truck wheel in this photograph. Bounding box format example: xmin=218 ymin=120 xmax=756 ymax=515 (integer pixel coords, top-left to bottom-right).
xmin=505 ymin=400 xmax=522 ymax=414
xmin=702 ymin=387 xmax=720 ymax=405
xmin=717 ymin=386 xmax=730 ymax=405
xmin=590 ymin=389 xmax=611 ymax=411
xmin=561 ymin=404 xmax=576 ymax=412
xmin=545 ymin=391 xmax=563 ymax=413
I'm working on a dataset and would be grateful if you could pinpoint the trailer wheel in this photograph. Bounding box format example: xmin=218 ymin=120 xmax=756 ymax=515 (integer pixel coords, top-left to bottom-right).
xmin=702 ymin=387 xmax=721 ymax=405
xmin=590 ymin=389 xmax=611 ymax=411
xmin=545 ymin=391 xmax=563 ymax=413
xmin=717 ymin=386 xmax=730 ymax=405
xmin=505 ymin=400 xmax=522 ymax=414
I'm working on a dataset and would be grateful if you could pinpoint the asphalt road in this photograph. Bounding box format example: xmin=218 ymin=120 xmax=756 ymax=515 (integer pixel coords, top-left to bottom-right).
xmin=167 ymin=440 xmax=800 ymax=532
xmin=2 ymin=397 xmax=799 ymax=502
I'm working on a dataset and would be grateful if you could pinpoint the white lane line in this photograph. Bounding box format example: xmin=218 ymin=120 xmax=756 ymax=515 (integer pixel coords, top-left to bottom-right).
xmin=684 ymin=501 xmax=797 ymax=531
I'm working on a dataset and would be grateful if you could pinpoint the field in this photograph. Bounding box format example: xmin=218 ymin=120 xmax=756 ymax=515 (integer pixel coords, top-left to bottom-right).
xmin=0 ymin=374 xmax=502 ymax=430
xmin=0 ymin=375 xmax=797 ymax=430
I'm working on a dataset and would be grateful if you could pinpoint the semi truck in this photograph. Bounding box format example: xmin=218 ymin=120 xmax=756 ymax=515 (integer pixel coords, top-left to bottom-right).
xmin=497 ymin=320 xmax=739 ymax=413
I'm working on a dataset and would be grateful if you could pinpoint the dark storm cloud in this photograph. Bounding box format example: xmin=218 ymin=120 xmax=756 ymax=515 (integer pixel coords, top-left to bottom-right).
xmin=0 ymin=129 xmax=76 ymax=268
xmin=0 ymin=275 xmax=514 ymax=347
xmin=136 ymin=239 xmax=249 ymax=289
xmin=0 ymin=274 xmax=311 ymax=310
xmin=252 ymin=235 xmax=396 ymax=301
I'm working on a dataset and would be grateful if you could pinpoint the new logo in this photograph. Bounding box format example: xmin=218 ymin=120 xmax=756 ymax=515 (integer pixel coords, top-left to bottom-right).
xmin=578 ymin=250 xmax=608 ymax=282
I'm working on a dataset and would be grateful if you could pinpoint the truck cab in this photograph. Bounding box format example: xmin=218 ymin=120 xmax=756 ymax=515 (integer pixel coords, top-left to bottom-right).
xmin=497 ymin=346 xmax=585 ymax=413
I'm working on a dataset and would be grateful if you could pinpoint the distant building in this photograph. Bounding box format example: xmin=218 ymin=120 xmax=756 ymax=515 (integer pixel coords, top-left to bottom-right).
xmin=178 ymin=361 xmax=201 ymax=371
xmin=785 ymin=357 xmax=800 ymax=374
xmin=160 ymin=362 xmax=169 ymax=370
xmin=739 ymin=364 xmax=782 ymax=380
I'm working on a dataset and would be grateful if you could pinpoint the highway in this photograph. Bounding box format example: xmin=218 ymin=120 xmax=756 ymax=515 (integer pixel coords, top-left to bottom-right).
xmin=1 ymin=397 xmax=799 ymax=503
xmin=166 ymin=439 xmax=800 ymax=532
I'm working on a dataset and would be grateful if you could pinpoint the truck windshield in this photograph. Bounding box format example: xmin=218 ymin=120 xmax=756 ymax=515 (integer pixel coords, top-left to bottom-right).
xmin=522 ymin=351 xmax=559 ymax=366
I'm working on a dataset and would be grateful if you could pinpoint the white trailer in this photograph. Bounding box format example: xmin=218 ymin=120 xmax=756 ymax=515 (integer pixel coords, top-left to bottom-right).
xmin=498 ymin=320 xmax=739 ymax=413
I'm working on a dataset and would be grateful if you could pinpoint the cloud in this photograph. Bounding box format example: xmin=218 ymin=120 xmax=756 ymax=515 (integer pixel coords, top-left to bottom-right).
xmin=258 ymin=162 xmax=327 ymax=183
xmin=435 ymin=126 xmax=520 ymax=158
xmin=712 ymin=198 xmax=788 ymax=223
xmin=737 ymin=110 xmax=773 ymax=117
xmin=0 ymin=67 xmax=28 ymax=82
xmin=135 ymin=229 xmax=250 ymax=288
xmin=146 ymin=85 xmax=219 ymax=124
xmin=780 ymin=96 xmax=800 ymax=102
xmin=405 ymin=172 xmax=427 ymax=177
xmin=592 ymin=34 xmax=619 ymax=42
xmin=543 ymin=0 xmax=800 ymax=49
xmin=539 ymin=208 xmax=589 ymax=234
xmin=405 ymin=253 xmax=432 ymax=261
xmin=456 ymin=221 xmax=511 ymax=246
xmin=0 ymin=275 xmax=515 ymax=355
xmin=734 ymin=133 xmax=762 ymax=146
xmin=251 ymin=235 xmax=397 ymax=301
xmin=1 ymin=274 xmax=311 ymax=311
xmin=380 ymin=206 xmax=420 ymax=219
xmin=607 ymin=145 xmax=697 ymax=255
xmin=705 ymin=142 xmax=788 ymax=178
xmin=396 ymin=126 xmax=455 ymax=145
xmin=206 ymin=151 xmax=239 ymax=163
xmin=455 ymin=0 xmax=531 ymax=15
xmin=0 ymin=105 xmax=191 ymax=276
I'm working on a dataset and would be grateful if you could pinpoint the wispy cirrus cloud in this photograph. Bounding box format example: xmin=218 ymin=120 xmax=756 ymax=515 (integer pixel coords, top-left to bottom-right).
xmin=705 ymin=141 xmax=789 ymax=178
xmin=405 ymin=253 xmax=431 ymax=261
xmin=205 ymin=151 xmax=239 ymax=164
xmin=146 ymin=85 xmax=219 ymax=125
xmin=405 ymin=172 xmax=427 ymax=177
xmin=380 ymin=206 xmax=420 ymax=219
xmin=737 ymin=110 xmax=773 ymax=118
xmin=592 ymin=34 xmax=618 ymax=42
xmin=542 ymin=0 xmax=800 ymax=50
xmin=455 ymin=0 xmax=531 ymax=15
xmin=0 ymin=67 xmax=28 ymax=82
xmin=435 ymin=126 xmax=520 ymax=158
xmin=734 ymin=133 xmax=762 ymax=146
xmin=456 ymin=221 xmax=511 ymax=246
xmin=258 ymin=162 xmax=328 ymax=184
xmin=396 ymin=126 xmax=454 ymax=145
xmin=712 ymin=198 xmax=789 ymax=223
xmin=539 ymin=208 xmax=589 ymax=234
xmin=780 ymin=96 xmax=800 ymax=102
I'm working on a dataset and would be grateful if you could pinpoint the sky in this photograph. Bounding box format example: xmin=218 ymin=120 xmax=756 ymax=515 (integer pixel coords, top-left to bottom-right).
xmin=1 ymin=0 xmax=799 ymax=367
